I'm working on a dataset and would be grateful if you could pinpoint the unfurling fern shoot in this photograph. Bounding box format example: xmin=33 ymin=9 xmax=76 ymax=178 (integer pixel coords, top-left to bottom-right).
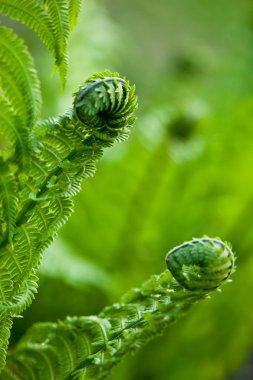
xmin=0 ymin=71 xmax=138 ymax=371
xmin=2 ymin=238 xmax=235 ymax=380
xmin=166 ymin=238 xmax=234 ymax=290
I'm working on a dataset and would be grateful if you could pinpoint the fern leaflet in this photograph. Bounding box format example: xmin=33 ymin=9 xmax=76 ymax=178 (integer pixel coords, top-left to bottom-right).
xmin=0 ymin=173 xmax=18 ymax=243
xmin=41 ymin=0 xmax=70 ymax=84
xmin=0 ymin=0 xmax=75 ymax=85
xmin=68 ymin=0 xmax=83 ymax=30
xmin=0 ymin=26 xmax=41 ymax=128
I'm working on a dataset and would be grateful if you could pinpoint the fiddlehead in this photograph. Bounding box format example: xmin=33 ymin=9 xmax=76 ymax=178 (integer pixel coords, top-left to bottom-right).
xmin=166 ymin=237 xmax=234 ymax=290
xmin=73 ymin=73 xmax=136 ymax=139
xmin=3 ymin=238 xmax=235 ymax=380
xmin=0 ymin=71 xmax=138 ymax=371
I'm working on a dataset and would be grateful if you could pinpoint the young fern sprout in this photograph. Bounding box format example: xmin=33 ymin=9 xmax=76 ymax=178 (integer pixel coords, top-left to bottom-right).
xmin=166 ymin=238 xmax=235 ymax=290
xmin=2 ymin=238 xmax=235 ymax=380
xmin=0 ymin=71 xmax=138 ymax=372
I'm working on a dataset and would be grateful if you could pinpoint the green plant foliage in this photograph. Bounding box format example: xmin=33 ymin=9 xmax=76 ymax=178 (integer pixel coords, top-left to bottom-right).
xmin=68 ymin=0 xmax=83 ymax=30
xmin=2 ymin=238 xmax=235 ymax=379
xmin=0 ymin=0 xmax=248 ymax=379
xmin=0 ymin=25 xmax=41 ymax=130
xmin=0 ymin=68 xmax=138 ymax=371
xmin=0 ymin=0 xmax=82 ymax=85
xmin=37 ymin=2 xmax=252 ymax=379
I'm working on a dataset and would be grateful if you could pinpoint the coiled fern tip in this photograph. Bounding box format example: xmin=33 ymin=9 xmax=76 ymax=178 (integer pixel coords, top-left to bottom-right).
xmin=166 ymin=237 xmax=235 ymax=291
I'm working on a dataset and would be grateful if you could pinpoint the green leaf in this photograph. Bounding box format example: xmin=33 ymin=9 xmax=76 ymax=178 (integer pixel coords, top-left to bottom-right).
xmin=0 ymin=0 xmax=70 ymax=86
xmin=0 ymin=317 xmax=12 ymax=371
xmin=41 ymin=0 xmax=70 ymax=85
xmin=0 ymin=98 xmax=28 ymax=167
xmin=0 ymin=173 xmax=18 ymax=242
xmin=68 ymin=0 xmax=83 ymax=30
xmin=0 ymin=26 xmax=41 ymax=128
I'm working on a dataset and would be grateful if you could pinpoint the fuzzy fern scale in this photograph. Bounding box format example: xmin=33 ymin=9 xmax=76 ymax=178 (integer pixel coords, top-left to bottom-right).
xmin=2 ymin=238 xmax=235 ymax=379
xmin=0 ymin=71 xmax=138 ymax=372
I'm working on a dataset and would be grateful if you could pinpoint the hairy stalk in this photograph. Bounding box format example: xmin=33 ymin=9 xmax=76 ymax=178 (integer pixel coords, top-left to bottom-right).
xmin=2 ymin=238 xmax=235 ymax=380
xmin=0 ymin=71 xmax=138 ymax=371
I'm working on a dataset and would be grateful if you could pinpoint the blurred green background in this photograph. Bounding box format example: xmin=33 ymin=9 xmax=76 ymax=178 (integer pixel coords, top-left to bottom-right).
xmin=8 ymin=0 xmax=253 ymax=379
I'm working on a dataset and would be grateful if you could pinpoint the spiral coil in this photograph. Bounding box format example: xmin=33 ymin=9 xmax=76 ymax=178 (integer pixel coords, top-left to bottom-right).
xmin=166 ymin=238 xmax=235 ymax=290
xmin=73 ymin=71 xmax=137 ymax=139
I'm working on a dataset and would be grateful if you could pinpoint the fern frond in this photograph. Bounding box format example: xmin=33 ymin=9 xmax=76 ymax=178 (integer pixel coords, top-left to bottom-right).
xmin=6 ymin=227 xmax=39 ymax=289
xmin=0 ymin=267 xmax=13 ymax=302
xmin=0 ymin=0 xmax=56 ymax=78
xmin=0 ymin=98 xmax=28 ymax=167
xmin=68 ymin=0 xmax=83 ymax=30
xmin=19 ymin=71 xmax=137 ymax=205
xmin=0 ymin=0 xmax=76 ymax=86
xmin=0 ymin=26 xmax=41 ymax=128
xmin=0 ymin=173 xmax=18 ymax=243
xmin=0 ymin=61 xmax=29 ymax=129
xmin=0 ymin=274 xmax=38 ymax=319
xmin=41 ymin=0 xmax=70 ymax=85
xmin=0 ymin=317 xmax=12 ymax=372
xmin=0 ymin=0 xmax=54 ymax=51
xmin=3 ymin=238 xmax=235 ymax=379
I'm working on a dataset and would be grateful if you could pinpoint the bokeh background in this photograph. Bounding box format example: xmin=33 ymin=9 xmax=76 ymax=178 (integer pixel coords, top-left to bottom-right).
xmin=7 ymin=0 xmax=253 ymax=379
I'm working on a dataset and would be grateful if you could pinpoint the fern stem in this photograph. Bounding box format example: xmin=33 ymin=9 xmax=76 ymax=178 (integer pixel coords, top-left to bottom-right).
xmin=4 ymin=238 xmax=235 ymax=380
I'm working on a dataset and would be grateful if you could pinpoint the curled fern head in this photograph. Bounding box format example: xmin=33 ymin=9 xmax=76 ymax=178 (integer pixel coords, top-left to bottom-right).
xmin=166 ymin=238 xmax=235 ymax=290
xmin=73 ymin=70 xmax=138 ymax=139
